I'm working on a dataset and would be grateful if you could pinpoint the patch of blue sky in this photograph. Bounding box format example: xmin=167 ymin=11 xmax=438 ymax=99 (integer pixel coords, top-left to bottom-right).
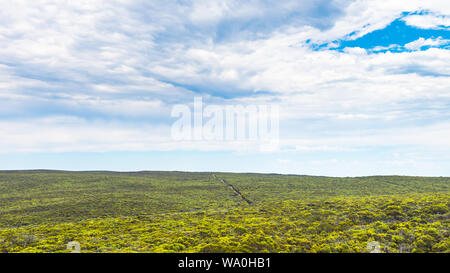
xmin=3 ymin=148 xmax=446 ymax=177
xmin=309 ymin=12 xmax=450 ymax=53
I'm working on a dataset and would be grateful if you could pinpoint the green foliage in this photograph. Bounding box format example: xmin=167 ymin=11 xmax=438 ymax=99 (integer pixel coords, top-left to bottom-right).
xmin=0 ymin=171 xmax=448 ymax=253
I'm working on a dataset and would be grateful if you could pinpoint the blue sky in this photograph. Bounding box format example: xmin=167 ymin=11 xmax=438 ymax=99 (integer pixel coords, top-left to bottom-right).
xmin=312 ymin=12 xmax=450 ymax=53
xmin=0 ymin=0 xmax=449 ymax=176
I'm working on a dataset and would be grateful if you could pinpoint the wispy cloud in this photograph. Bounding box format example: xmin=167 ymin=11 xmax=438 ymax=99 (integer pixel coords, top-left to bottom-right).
xmin=403 ymin=13 xmax=450 ymax=29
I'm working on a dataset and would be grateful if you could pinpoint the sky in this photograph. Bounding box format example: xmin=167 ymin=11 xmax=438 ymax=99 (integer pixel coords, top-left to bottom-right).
xmin=0 ymin=0 xmax=449 ymax=176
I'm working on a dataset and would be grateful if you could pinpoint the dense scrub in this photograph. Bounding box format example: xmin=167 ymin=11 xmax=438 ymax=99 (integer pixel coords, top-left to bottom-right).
xmin=0 ymin=171 xmax=238 ymax=227
xmin=0 ymin=171 xmax=448 ymax=253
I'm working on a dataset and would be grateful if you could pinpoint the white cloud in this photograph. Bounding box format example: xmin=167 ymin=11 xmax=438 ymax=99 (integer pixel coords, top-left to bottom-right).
xmin=403 ymin=14 xmax=450 ymax=29
xmin=404 ymin=37 xmax=450 ymax=50
xmin=0 ymin=117 xmax=170 ymax=153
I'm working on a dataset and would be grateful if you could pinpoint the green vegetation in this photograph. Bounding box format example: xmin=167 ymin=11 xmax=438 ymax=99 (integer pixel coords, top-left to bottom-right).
xmin=0 ymin=170 xmax=449 ymax=253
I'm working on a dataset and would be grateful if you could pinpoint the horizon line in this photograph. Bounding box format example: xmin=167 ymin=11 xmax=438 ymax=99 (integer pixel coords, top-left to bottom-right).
xmin=0 ymin=169 xmax=448 ymax=179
